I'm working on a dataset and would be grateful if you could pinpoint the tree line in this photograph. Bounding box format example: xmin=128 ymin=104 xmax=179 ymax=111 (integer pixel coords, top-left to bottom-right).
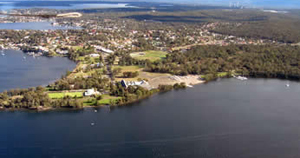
xmin=143 ymin=45 xmax=300 ymax=80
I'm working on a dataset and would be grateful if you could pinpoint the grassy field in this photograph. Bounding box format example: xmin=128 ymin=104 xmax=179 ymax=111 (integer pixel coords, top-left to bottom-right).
xmin=83 ymin=99 xmax=97 ymax=106
xmin=113 ymin=65 xmax=144 ymax=81
xmin=82 ymin=95 xmax=122 ymax=106
xmin=130 ymin=51 xmax=167 ymax=61
xmin=48 ymin=92 xmax=83 ymax=99
xmin=113 ymin=65 xmax=172 ymax=85
xmin=98 ymin=95 xmax=122 ymax=105
xmin=67 ymin=62 xmax=104 ymax=79
xmin=96 ymin=95 xmax=122 ymax=105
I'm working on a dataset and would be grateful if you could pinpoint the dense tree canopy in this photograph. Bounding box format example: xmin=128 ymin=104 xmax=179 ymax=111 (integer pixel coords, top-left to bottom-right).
xmin=146 ymin=45 xmax=300 ymax=80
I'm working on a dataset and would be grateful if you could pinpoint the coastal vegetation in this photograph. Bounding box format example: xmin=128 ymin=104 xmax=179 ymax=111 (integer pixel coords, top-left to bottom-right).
xmin=2 ymin=6 xmax=300 ymax=111
xmin=146 ymin=45 xmax=300 ymax=80
xmin=5 ymin=43 xmax=300 ymax=110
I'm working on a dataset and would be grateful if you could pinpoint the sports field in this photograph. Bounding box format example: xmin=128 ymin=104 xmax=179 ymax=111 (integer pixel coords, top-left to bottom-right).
xmin=48 ymin=92 xmax=83 ymax=99
xmin=130 ymin=51 xmax=167 ymax=61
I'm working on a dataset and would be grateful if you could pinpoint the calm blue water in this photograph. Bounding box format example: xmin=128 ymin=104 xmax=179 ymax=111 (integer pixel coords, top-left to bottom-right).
xmin=0 ymin=22 xmax=81 ymax=30
xmin=0 ymin=1 xmax=131 ymax=11
xmin=0 ymin=49 xmax=76 ymax=92
xmin=1 ymin=78 xmax=300 ymax=157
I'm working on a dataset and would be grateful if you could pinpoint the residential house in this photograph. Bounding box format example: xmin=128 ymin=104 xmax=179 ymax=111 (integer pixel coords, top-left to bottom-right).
xmin=84 ymin=88 xmax=100 ymax=96
xmin=94 ymin=46 xmax=114 ymax=54
xmin=121 ymin=80 xmax=151 ymax=89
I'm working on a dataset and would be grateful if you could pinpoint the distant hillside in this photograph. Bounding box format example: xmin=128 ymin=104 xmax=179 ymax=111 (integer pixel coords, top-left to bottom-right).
xmin=211 ymin=10 xmax=300 ymax=43
xmin=123 ymin=9 xmax=300 ymax=43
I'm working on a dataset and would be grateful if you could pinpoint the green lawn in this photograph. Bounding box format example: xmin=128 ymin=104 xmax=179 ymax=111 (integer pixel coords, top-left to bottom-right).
xmin=48 ymin=92 xmax=83 ymax=99
xmin=83 ymin=99 xmax=97 ymax=106
xmin=82 ymin=95 xmax=122 ymax=106
xmin=130 ymin=51 xmax=167 ymax=61
xmin=98 ymin=95 xmax=122 ymax=105
xmin=98 ymin=99 xmax=112 ymax=105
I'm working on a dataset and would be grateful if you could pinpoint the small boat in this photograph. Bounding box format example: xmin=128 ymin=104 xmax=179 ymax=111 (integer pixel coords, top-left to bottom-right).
xmin=1 ymin=53 xmax=4 ymax=56
xmin=286 ymin=83 xmax=290 ymax=87
xmin=94 ymin=110 xmax=97 ymax=113
xmin=91 ymin=123 xmax=95 ymax=126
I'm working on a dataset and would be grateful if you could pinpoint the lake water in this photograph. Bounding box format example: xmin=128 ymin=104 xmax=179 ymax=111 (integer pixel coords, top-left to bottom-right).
xmin=1 ymin=78 xmax=300 ymax=157
xmin=0 ymin=49 xmax=76 ymax=92
xmin=0 ymin=22 xmax=81 ymax=30
xmin=0 ymin=1 xmax=132 ymax=11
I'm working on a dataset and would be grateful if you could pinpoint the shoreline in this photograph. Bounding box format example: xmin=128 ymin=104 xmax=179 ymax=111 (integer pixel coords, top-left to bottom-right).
xmin=1 ymin=75 xmax=297 ymax=112
xmin=0 ymin=50 xmax=189 ymax=111
xmin=0 ymin=49 xmax=268 ymax=112
xmin=2 ymin=46 xmax=294 ymax=112
xmin=0 ymin=80 xmax=205 ymax=112
xmin=0 ymin=50 xmax=231 ymax=112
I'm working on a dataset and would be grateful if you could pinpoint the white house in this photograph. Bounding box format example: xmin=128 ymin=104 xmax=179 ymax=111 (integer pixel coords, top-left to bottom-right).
xmin=84 ymin=88 xmax=100 ymax=96
xmin=121 ymin=80 xmax=151 ymax=89
xmin=94 ymin=46 xmax=114 ymax=54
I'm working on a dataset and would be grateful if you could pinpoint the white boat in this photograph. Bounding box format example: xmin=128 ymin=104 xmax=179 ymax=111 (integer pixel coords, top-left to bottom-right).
xmin=1 ymin=53 xmax=4 ymax=56
xmin=91 ymin=123 xmax=95 ymax=126
xmin=286 ymin=83 xmax=290 ymax=87
xmin=236 ymin=76 xmax=248 ymax=81
xmin=186 ymin=85 xmax=193 ymax=88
